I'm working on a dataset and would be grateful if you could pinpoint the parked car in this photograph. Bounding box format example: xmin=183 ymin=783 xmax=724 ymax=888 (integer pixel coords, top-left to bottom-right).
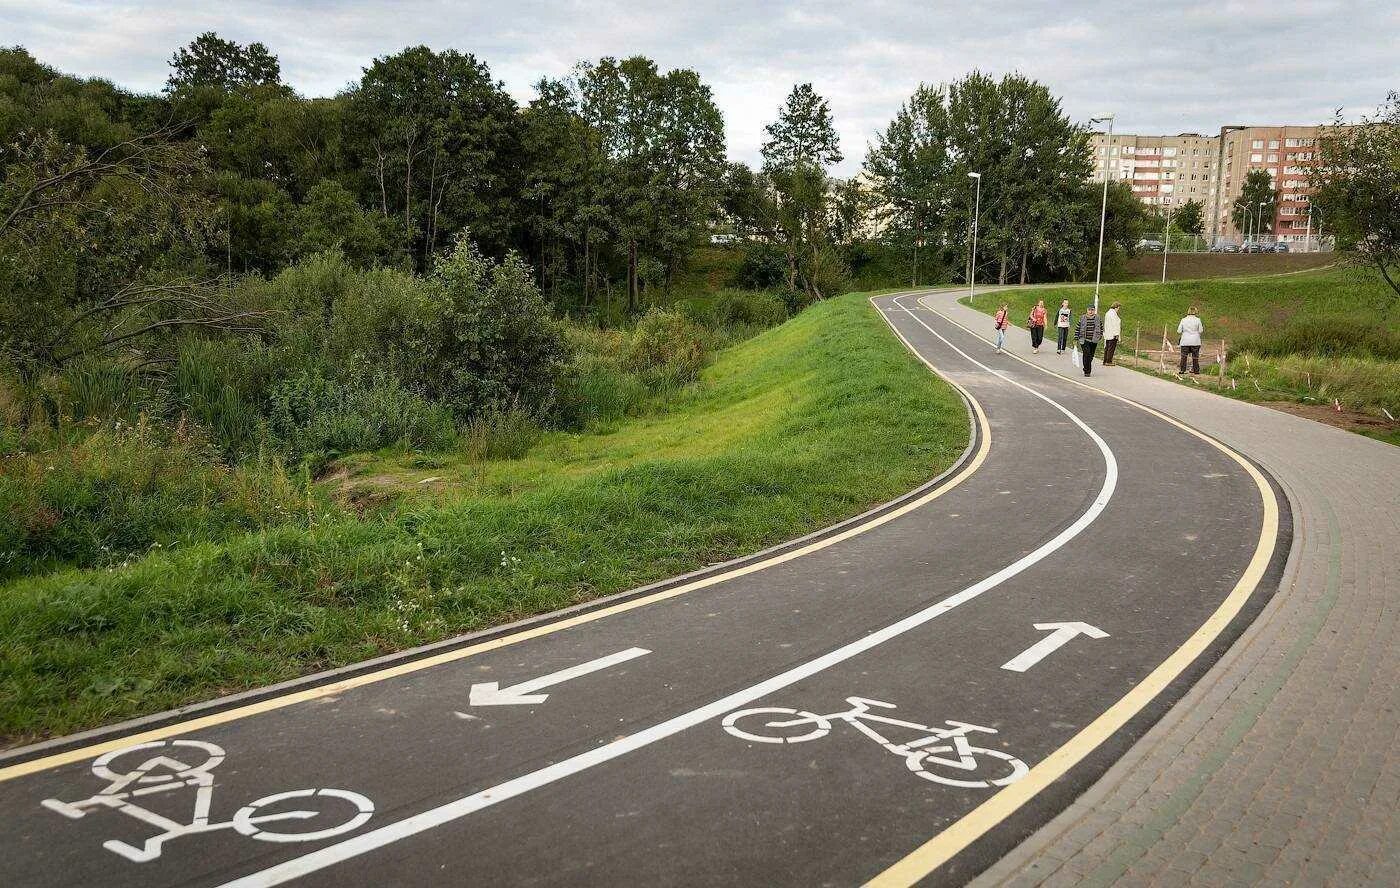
xmin=1210 ymin=242 xmax=1240 ymax=253
xmin=1136 ymin=239 xmax=1165 ymax=252
xmin=1272 ymin=241 xmax=1291 ymax=253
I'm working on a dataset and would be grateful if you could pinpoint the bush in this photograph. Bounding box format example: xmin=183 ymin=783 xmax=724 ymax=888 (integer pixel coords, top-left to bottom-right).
xmin=732 ymin=242 xmax=789 ymax=290
xmin=625 ymin=309 xmax=709 ymax=389
xmin=422 ymin=237 xmax=569 ymax=417
xmin=0 ymin=420 xmax=311 ymax=580
xmin=263 ymin=370 xmax=457 ymax=467
xmin=707 ymin=289 xmax=789 ymax=330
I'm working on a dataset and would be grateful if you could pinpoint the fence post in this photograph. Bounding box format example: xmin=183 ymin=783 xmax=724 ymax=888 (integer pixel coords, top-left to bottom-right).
xmin=1134 ymin=323 xmax=1141 ymax=369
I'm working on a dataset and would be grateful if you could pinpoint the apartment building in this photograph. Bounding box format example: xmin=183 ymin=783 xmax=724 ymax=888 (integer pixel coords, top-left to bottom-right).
xmin=1087 ymin=124 xmax=1331 ymax=244
xmin=1087 ymin=132 xmax=1220 ymax=213
xmin=1212 ymin=125 xmax=1325 ymax=242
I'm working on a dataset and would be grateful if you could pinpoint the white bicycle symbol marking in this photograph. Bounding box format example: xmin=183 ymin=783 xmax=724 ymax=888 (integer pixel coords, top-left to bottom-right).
xmin=41 ymin=739 xmax=374 ymax=862
xmin=722 ymin=696 xmax=1029 ymax=789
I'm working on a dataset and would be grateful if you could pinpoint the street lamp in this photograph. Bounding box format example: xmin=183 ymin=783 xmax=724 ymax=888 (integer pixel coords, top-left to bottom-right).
xmin=1161 ymin=200 xmax=1173 ymax=283
xmin=1242 ymin=201 xmax=1253 ymax=248
xmin=1255 ymin=201 xmax=1266 ymax=247
xmin=1090 ymin=114 xmax=1114 ymax=312
xmin=1304 ymin=204 xmax=1315 ymax=252
xmin=967 ymin=171 xmax=982 ymax=305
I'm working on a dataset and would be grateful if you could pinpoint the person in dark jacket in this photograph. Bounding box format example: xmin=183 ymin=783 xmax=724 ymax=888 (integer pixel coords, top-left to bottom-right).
xmin=1075 ymin=305 xmax=1102 ymax=377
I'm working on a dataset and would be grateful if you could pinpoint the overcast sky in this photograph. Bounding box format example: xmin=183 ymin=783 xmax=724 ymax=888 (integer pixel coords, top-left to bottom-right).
xmin=6 ymin=0 xmax=1397 ymax=174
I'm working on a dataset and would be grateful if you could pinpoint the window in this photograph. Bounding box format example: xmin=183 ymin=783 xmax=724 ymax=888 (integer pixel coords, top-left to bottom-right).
xmin=1251 ymin=153 xmax=1263 ymax=162
xmin=1251 ymin=139 xmax=1264 ymax=149
xmin=1285 ymin=138 xmax=1300 ymax=147
xmin=1268 ymin=139 xmax=1279 ymax=149
xmin=1267 ymin=154 xmax=1278 ymax=162
xmin=1164 ymin=148 xmax=1177 ymax=157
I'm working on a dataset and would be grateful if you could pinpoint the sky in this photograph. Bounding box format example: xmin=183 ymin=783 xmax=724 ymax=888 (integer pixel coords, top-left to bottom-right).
xmin=5 ymin=0 xmax=1397 ymax=175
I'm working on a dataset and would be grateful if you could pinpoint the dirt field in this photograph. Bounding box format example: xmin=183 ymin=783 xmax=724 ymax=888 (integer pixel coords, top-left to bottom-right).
xmin=1122 ymin=252 xmax=1335 ymax=282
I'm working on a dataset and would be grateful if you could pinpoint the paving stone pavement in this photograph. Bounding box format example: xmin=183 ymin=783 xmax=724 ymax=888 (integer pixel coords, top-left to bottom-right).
xmin=919 ymin=289 xmax=1400 ymax=888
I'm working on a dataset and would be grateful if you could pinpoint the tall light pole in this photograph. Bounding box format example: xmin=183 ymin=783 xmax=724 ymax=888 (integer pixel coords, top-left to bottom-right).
xmin=1090 ymin=114 xmax=1114 ymax=312
xmin=1304 ymin=204 xmax=1314 ymax=252
xmin=1161 ymin=200 xmax=1173 ymax=283
xmin=1242 ymin=201 xmax=1253 ymax=248
xmin=1256 ymin=200 xmax=1266 ymax=247
xmin=967 ymin=171 xmax=982 ymax=305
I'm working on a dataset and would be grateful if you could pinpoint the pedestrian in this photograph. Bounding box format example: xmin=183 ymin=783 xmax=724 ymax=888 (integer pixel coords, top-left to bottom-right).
xmin=1102 ymin=301 xmax=1122 ymax=365
xmin=1028 ymin=299 xmax=1047 ymax=353
xmin=993 ymin=302 xmax=1010 ymax=353
xmin=1075 ymin=304 xmax=1102 ymax=377
xmin=1055 ymin=299 xmax=1072 ymax=354
xmin=1178 ymin=305 xmax=1204 ymax=374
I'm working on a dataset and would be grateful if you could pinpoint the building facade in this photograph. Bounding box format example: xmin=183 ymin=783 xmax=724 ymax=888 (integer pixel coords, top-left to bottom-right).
xmin=1087 ymin=124 xmax=1331 ymax=245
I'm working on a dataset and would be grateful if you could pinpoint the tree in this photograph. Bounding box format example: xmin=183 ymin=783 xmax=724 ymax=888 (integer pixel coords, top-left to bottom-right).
xmin=762 ymin=84 xmax=847 ymax=299
xmin=345 ymin=46 xmax=523 ymax=268
xmin=1232 ymin=169 xmax=1278 ymax=238
xmin=0 ymin=127 xmax=266 ymax=424
xmin=762 ymin=83 xmax=843 ymax=170
xmin=1312 ymin=93 xmax=1400 ymax=300
xmin=1174 ymin=198 xmax=1205 ymax=236
xmin=865 ymin=73 xmax=1090 ymax=286
xmin=166 ymin=32 xmax=280 ymax=92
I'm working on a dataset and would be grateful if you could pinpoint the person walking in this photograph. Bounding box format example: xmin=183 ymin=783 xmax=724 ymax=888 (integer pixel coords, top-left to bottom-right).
xmin=1075 ymin=304 xmax=1102 ymax=377
xmin=1028 ymin=299 xmax=1047 ymax=353
xmin=1178 ymin=306 xmax=1204 ymax=374
xmin=993 ymin=303 xmax=1010 ymax=353
xmin=1102 ymin=301 xmax=1122 ymax=365
xmin=1055 ymin=299 xmax=1072 ymax=354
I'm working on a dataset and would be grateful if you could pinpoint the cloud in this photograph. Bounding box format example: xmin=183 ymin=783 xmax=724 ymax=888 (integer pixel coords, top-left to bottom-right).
xmin=3 ymin=0 xmax=1395 ymax=174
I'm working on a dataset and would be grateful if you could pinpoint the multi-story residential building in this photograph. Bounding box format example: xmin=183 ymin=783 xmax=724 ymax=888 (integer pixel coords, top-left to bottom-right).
xmin=1087 ymin=132 xmax=1220 ymax=214
xmin=1211 ymin=125 xmax=1326 ymax=243
xmin=1087 ymin=124 xmax=1332 ymax=245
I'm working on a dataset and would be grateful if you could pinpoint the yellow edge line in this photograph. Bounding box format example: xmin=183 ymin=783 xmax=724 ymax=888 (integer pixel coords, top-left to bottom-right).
xmin=865 ymin=295 xmax=1280 ymax=886
xmin=0 ymin=297 xmax=989 ymax=784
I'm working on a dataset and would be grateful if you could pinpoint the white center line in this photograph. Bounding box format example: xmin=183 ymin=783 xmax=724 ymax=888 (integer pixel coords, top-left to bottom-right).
xmin=217 ymin=294 xmax=1119 ymax=888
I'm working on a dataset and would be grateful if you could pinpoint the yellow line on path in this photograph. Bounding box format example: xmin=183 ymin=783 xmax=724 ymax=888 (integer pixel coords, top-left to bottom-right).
xmin=0 ymin=296 xmax=989 ymax=785
xmin=865 ymin=295 xmax=1280 ymax=886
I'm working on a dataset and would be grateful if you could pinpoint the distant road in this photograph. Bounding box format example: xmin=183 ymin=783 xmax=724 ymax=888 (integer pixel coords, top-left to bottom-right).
xmin=0 ymin=290 xmax=1283 ymax=887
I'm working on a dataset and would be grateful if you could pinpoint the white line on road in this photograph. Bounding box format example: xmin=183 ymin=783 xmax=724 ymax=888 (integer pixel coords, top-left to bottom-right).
xmin=1000 ymin=622 xmax=1110 ymax=673
xmin=215 ymin=297 xmax=1119 ymax=888
xmin=469 ymin=648 xmax=651 ymax=706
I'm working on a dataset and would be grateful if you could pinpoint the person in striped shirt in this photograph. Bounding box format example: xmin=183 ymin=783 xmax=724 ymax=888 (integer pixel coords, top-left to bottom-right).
xmin=1075 ymin=305 xmax=1102 ymax=377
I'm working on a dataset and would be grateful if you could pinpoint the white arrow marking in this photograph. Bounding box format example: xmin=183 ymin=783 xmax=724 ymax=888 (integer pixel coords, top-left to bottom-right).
xmin=1000 ymin=622 xmax=1109 ymax=673
xmin=469 ymin=648 xmax=651 ymax=706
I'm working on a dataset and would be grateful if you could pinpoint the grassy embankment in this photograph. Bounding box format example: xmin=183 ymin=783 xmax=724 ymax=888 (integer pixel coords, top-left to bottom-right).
xmin=1119 ymin=251 xmax=1334 ymax=281
xmin=966 ymin=266 xmax=1400 ymax=445
xmin=0 ymin=292 xmax=968 ymax=744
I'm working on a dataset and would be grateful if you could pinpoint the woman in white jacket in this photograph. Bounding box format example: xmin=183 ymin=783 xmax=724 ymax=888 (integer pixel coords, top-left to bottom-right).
xmin=1178 ymin=307 xmax=1204 ymax=374
xmin=1102 ymin=302 xmax=1123 ymax=364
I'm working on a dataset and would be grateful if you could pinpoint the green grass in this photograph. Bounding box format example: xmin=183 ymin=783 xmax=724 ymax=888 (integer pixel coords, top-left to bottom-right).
xmin=0 ymin=291 xmax=968 ymax=744
xmin=964 ymin=266 xmax=1400 ymax=422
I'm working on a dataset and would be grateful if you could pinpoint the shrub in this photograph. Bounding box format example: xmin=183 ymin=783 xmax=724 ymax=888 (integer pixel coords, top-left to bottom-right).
xmin=732 ymin=242 xmax=789 ymax=290
xmin=707 ymin=289 xmax=789 ymax=330
xmin=422 ymin=237 xmax=569 ymax=417
xmin=263 ymin=370 xmax=457 ymax=467
xmin=625 ymin=309 xmax=709 ymax=389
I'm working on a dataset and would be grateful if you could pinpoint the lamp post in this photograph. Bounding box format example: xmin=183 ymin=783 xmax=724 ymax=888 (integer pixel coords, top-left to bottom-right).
xmin=1161 ymin=201 xmax=1173 ymax=283
xmin=1241 ymin=201 xmax=1253 ymax=248
xmin=967 ymin=171 xmax=981 ymax=305
xmin=1090 ymin=114 xmax=1114 ymax=312
xmin=1304 ymin=204 xmax=1314 ymax=252
xmin=1255 ymin=201 xmax=1266 ymax=248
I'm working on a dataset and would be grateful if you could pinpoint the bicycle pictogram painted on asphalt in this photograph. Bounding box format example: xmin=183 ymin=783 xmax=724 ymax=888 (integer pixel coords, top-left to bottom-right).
xmin=41 ymin=739 xmax=374 ymax=862
xmin=723 ymin=696 xmax=1029 ymax=789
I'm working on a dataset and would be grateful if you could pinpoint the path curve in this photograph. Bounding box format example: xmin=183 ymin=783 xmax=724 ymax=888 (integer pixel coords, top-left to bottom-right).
xmin=0 ymin=289 xmax=1287 ymax=887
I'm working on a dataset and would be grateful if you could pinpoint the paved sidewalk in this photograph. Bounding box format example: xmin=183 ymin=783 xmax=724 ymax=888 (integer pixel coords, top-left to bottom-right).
xmin=923 ymin=289 xmax=1400 ymax=888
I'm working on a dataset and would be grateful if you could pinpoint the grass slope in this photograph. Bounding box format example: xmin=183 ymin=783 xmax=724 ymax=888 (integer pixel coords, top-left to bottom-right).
xmin=1120 ymin=252 xmax=1334 ymax=281
xmin=0 ymin=292 xmax=968 ymax=744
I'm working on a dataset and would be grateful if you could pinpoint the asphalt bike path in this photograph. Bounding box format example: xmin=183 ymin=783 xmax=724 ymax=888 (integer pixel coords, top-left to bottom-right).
xmin=0 ymin=290 xmax=1281 ymax=887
